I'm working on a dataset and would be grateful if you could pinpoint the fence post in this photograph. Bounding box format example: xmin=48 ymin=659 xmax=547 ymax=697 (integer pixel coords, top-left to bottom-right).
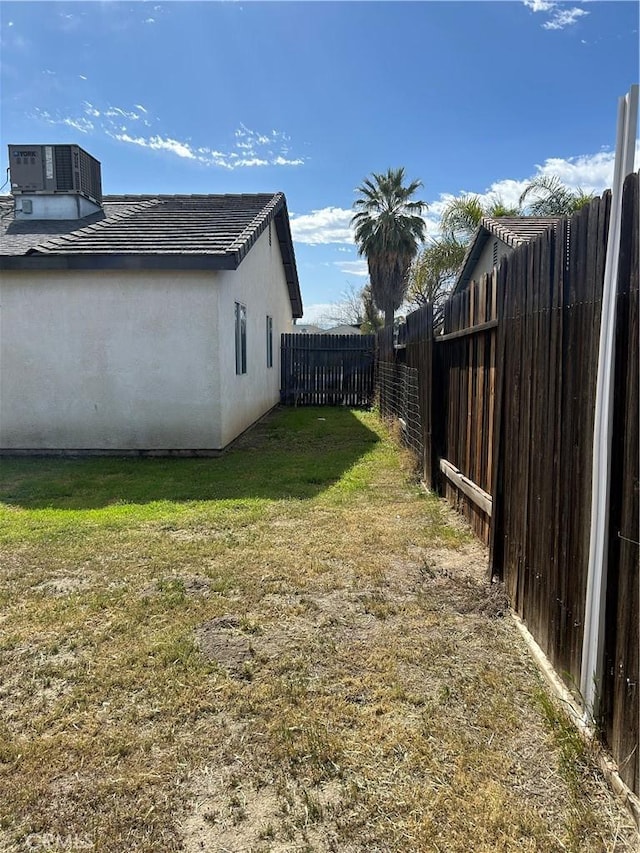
xmin=581 ymin=84 xmax=639 ymax=722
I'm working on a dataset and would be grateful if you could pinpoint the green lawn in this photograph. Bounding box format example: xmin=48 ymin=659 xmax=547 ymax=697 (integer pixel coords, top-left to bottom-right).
xmin=0 ymin=407 xmax=634 ymax=853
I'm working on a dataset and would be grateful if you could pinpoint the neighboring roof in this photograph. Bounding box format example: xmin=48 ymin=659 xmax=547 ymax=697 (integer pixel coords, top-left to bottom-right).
xmin=325 ymin=324 xmax=363 ymax=335
xmin=0 ymin=193 xmax=302 ymax=317
xmin=290 ymin=324 xmax=363 ymax=335
xmin=452 ymin=216 xmax=563 ymax=294
xmin=291 ymin=324 xmax=325 ymax=334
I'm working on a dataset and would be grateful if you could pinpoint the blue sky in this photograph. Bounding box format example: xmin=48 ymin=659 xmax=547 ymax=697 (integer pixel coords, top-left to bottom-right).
xmin=1 ymin=1 xmax=638 ymax=324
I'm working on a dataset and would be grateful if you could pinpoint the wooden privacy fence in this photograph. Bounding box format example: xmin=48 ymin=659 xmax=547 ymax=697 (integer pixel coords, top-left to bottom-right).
xmin=437 ymin=274 xmax=498 ymax=543
xmin=378 ymin=174 xmax=639 ymax=798
xmin=280 ymin=333 xmax=376 ymax=406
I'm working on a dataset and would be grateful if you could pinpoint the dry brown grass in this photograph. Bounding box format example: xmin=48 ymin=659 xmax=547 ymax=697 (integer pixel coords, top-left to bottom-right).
xmin=0 ymin=407 xmax=636 ymax=852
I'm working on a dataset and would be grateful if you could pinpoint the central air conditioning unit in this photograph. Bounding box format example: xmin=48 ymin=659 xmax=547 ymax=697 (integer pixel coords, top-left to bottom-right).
xmin=8 ymin=144 xmax=103 ymax=219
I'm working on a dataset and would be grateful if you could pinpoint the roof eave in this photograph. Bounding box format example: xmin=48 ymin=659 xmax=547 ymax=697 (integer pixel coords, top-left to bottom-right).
xmin=451 ymin=226 xmax=489 ymax=296
xmin=0 ymin=253 xmax=239 ymax=271
xmin=273 ymin=200 xmax=303 ymax=319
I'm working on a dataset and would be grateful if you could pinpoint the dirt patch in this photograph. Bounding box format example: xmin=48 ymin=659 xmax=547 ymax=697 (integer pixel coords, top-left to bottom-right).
xmin=182 ymin=536 xmax=639 ymax=851
xmin=196 ymin=617 xmax=256 ymax=676
xmin=142 ymin=575 xmax=214 ymax=598
xmin=31 ymin=576 xmax=89 ymax=596
xmin=180 ymin=759 xmax=349 ymax=853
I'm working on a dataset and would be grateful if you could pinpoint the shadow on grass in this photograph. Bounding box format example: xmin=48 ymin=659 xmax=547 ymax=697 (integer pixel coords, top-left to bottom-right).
xmin=0 ymin=407 xmax=380 ymax=510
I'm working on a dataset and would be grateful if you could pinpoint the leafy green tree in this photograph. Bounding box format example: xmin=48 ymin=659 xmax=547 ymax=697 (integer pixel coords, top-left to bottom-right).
xmin=351 ymin=168 xmax=427 ymax=327
xmin=406 ymin=237 xmax=467 ymax=322
xmin=440 ymin=194 xmax=519 ymax=242
xmin=519 ymin=175 xmax=593 ymax=216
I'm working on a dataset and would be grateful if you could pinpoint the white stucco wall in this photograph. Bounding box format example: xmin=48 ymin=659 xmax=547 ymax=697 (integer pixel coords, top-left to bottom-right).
xmin=470 ymin=236 xmax=512 ymax=283
xmin=217 ymin=222 xmax=294 ymax=447
xmin=0 ymin=269 xmax=221 ymax=449
xmin=0 ymin=223 xmax=296 ymax=452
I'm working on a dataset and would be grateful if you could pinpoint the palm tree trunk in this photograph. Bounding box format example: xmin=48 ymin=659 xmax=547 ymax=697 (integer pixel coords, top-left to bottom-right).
xmin=384 ymin=305 xmax=394 ymax=328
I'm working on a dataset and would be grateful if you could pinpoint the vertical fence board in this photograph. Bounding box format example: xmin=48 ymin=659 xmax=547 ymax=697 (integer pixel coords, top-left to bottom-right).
xmin=280 ymin=333 xmax=375 ymax=407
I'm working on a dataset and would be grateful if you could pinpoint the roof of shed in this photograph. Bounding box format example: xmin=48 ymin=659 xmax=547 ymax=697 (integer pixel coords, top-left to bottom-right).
xmin=0 ymin=192 xmax=303 ymax=317
xmin=452 ymin=216 xmax=563 ymax=294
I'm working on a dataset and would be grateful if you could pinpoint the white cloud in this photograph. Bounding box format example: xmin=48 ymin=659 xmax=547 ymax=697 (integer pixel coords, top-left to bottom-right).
xmin=290 ymin=204 xmax=443 ymax=248
xmin=543 ymin=7 xmax=588 ymax=30
xmin=290 ymin=207 xmax=354 ymax=245
xmin=229 ymin=124 xmax=303 ymax=166
xmin=291 ymin=146 xmax=636 ymax=253
xmin=537 ymin=150 xmax=616 ymax=188
xmin=523 ymin=0 xmax=589 ymax=30
xmin=272 ymin=155 xmax=304 ymax=167
xmin=523 ymin=0 xmax=555 ymax=10
xmin=105 ymin=106 xmax=142 ymax=121
xmin=429 ymin=146 xmax=638 ymax=224
xmin=297 ymin=303 xmax=336 ymax=327
xmin=335 ymin=260 xmax=368 ymax=277
xmin=114 ymin=133 xmax=196 ymax=159
xmin=33 ymin=101 xmax=304 ymax=170
xmin=231 ymin=157 xmax=269 ymax=167
xmin=144 ymin=18 xmax=156 ymax=24
xmin=62 ymin=117 xmax=94 ymax=134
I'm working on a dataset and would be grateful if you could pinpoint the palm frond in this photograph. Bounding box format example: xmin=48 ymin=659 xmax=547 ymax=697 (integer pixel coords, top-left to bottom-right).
xmin=352 ymin=168 xmax=427 ymax=325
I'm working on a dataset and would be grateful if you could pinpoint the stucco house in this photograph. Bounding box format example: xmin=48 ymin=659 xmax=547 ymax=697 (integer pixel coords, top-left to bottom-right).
xmin=452 ymin=216 xmax=562 ymax=295
xmin=0 ymin=145 xmax=302 ymax=454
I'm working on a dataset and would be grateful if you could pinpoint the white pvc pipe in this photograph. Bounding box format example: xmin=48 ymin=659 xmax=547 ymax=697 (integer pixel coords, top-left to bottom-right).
xmin=580 ymin=85 xmax=638 ymax=720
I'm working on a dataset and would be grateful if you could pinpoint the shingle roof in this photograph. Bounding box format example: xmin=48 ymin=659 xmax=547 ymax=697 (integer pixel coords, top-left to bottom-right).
xmin=479 ymin=216 xmax=563 ymax=247
xmin=452 ymin=216 xmax=563 ymax=294
xmin=0 ymin=193 xmax=303 ymax=317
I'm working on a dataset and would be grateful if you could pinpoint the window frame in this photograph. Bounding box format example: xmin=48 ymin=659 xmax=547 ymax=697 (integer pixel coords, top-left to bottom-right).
xmin=235 ymin=301 xmax=247 ymax=375
xmin=266 ymin=315 xmax=273 ymax=369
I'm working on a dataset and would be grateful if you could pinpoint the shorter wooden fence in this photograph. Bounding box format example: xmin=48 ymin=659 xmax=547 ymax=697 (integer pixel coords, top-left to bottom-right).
xmin=280 ymin=333 xmax=376 ymax=406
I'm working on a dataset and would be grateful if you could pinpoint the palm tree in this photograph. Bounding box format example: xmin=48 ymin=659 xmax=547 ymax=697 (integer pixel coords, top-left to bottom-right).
xmin=406 ymin=236 xmax=467 ymax=322
xmin=440 ymin=194 xmax=520 ymax=242
xmin=360 ymin=282 xmax=384 ymax=333
xmin=351 ymin=168 xmax=427 ymax=327
xmin=519 ymin=175 xmax=593 ymax=216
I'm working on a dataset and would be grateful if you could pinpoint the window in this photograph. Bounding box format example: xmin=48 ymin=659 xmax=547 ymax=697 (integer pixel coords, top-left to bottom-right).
xmin=235 ymin=302 xmax=247 ymax=374
xmin=266 ymin=315 xmax=273 ymax=368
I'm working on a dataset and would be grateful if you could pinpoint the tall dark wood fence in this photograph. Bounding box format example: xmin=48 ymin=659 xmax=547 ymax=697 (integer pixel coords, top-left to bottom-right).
xmin=438 ymin=274 xmax=498 ymax=542
xmin=280 ymin=333 xmax=376 ymax=406
xmin=602 ymin=174 xmax=638 ymax=794
xmin=376 ymin=174 xmax=639 ymax=797
xmin=490 ymin=204 xmax=607 ymax=696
